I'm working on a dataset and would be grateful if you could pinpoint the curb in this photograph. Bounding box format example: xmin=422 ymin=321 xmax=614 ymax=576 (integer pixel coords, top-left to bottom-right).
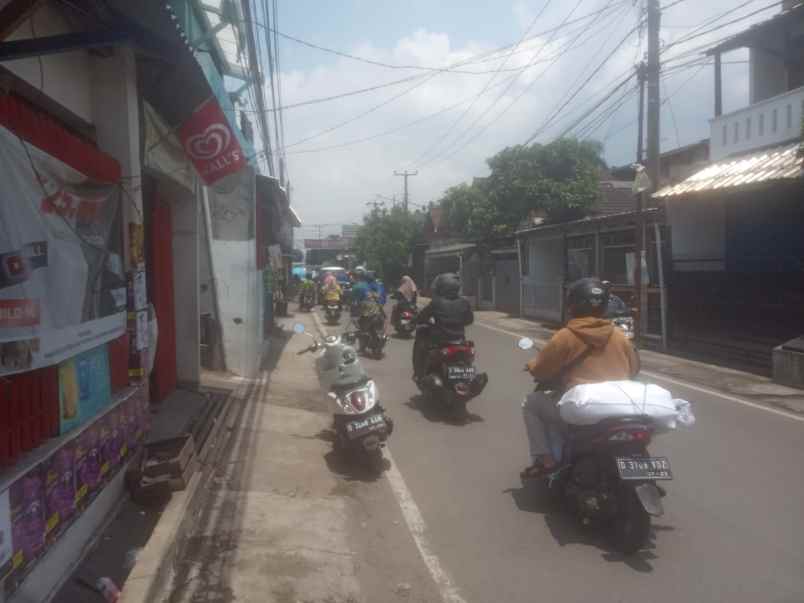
xmin=119 ymin=375 xmax=261 ymax=603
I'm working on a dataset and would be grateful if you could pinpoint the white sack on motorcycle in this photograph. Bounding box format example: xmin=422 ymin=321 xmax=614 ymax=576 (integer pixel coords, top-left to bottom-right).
xmin=558 ymin=380 xmax=696 ymax=432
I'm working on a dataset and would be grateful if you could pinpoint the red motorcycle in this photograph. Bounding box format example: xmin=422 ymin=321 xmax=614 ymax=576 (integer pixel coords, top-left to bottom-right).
xmin=416 ymin=330 xmax=488 ymax=414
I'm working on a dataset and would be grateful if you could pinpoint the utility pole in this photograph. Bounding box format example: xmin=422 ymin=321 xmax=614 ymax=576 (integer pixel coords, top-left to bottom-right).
xmin=634 ymin=0 xmax=661 ymax=343
xmin=646 ymin=0 xmax=661 ymax=190
xmin=394 ymin=170 xmax=418 ymax=212
xmin=636 ymin=61 xmax=646 ymax=165
xmin=366 ymin=199 xmax=385 ymax=212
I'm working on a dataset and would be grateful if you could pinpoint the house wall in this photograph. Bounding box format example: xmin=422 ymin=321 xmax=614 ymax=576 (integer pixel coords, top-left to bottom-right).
xmin=750 ymin=46 xmax=788 ymax=104
xmin=666 ymin=197 xmax=726 ymax=271
xmin=520 ymin=234 xmax=564 ymax=323
xmin=5 ymin=5 xmax=93 ymax=123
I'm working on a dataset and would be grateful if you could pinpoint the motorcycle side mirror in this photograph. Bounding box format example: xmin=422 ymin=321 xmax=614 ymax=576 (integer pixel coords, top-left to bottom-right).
xmin=293 ymin=323 xmax=305 ymax=334
xmin=517 ymin=337 xmax=535 ymax=351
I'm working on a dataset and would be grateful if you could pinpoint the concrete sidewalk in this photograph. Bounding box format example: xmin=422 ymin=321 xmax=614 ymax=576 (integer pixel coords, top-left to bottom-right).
xmin=161 ymin=312 xmax=441 ymax=603
xmin=472 ymin=309 xmax=804 ymax=415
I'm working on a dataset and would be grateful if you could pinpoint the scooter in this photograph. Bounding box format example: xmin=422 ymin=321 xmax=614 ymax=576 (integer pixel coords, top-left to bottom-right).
xmin=415 ymin=324 xmax=488 ymax=415
xmin=392 ymin=305 xmax=418 ymax=338
xmin=517 ymin=337 xmax=671 ymax=554
xmin=294 ymin=323 xmax=392 ymax=471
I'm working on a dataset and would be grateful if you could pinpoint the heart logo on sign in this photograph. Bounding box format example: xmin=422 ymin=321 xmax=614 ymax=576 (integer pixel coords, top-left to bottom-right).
xmin=184 ymin=124 xmax=232 ymax=160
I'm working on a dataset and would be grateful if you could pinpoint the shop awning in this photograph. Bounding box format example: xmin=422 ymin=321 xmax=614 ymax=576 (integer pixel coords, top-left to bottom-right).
xmin=653 ymin=142 xmax=804 ymax=199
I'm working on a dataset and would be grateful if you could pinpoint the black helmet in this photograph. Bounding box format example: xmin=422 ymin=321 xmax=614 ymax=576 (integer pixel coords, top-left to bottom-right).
xmin=566 ymin=277 xmax=609 ymax=318
xmin=366 ymin=271 xmax=377 ymax=283
xmin=433 ymin=273 xmax=461 ymax=299
xmin=305 ymin=272 xmax=313 ymax=280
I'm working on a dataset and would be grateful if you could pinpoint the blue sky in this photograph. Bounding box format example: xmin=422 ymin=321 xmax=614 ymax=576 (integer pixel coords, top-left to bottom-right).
xmin=248 ymin=0 xmax=777 ymax=232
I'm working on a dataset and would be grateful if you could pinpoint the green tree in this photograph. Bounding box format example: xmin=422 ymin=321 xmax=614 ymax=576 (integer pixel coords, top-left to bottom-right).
xmin=353 ymin=205 xmax=425 ymax=284
xmin=441 ymin=138 xmax=605 ymax=238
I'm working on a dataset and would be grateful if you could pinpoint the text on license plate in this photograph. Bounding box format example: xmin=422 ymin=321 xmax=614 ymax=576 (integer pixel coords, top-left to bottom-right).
xmin=447 ymin=366 xmax=475 ymax=380
xmin=346 ymin=414 xmax=385 ymax=438
xmin=616 ymin=456 xmax=673 ymax=480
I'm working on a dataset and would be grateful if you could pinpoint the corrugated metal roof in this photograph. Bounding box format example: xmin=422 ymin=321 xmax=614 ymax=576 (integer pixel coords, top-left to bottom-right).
xmin=426 ymin=243 xmax=476 ymax=256
xmin=653 ymin=142 xmax=804 ymax=198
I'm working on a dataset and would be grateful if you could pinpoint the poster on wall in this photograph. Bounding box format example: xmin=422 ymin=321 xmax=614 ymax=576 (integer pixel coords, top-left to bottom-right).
xmin=179 ymin=98 xmax=246 ymax=186
xmin=0 ymin=489 xmax=11 ymax=580
xmin=58 ymin=344 xmax=111 ymax=435
xmin=44 ymin=444 xmax=76 ymax=544
xmin=7 ymin=467 xmax=46 ymax=586
xmin=74 ymin=423 xmax=102 ymax=508
xmin=0 ymin=124 xmax=127 ymax=377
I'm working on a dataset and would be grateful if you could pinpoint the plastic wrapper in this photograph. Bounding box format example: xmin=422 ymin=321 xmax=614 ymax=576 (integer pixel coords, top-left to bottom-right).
xmin=558 ymin=380 xmax=696 ymax=433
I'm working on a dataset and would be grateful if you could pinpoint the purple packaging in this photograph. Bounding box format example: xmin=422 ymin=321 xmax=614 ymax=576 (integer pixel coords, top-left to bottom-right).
xmin=44 ymin=444 xmax=76 ymax=542
xmin=75 ymin=424 xmax=102 ymax=507
xmin=100 ymin=411 xmax=122 ymax=479
xmin=8 ymin=467 xmax=46 ymax=581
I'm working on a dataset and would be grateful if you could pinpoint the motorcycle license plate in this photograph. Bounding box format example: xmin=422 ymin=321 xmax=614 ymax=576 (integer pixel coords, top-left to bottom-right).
xmin=447 ymin=366 xmax=475 ymax=381
xmin=616 ymin=456 xmax=673 ymax=481
xmin=345 ymin=414 xmax=385 ymax=440
xmin=401 ymin=319 xmax=411 ymax=325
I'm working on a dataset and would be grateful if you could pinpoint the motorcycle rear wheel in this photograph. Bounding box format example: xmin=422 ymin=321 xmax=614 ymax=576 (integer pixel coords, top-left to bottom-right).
xmin=610 ymin=487 xmax=651 ymax=555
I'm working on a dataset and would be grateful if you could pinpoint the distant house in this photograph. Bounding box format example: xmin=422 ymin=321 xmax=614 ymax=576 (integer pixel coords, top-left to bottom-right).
xmin=653 ymin=2 xmax=804 ymax=373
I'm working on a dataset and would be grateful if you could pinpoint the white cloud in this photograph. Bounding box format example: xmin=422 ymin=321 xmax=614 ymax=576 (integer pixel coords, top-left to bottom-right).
xmin=265 ymin=0 xmax=778 ymax=228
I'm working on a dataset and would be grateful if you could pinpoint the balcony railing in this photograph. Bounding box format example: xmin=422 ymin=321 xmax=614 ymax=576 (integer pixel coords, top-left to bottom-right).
xmin=710 ymin=86 xmax=804 ymax=160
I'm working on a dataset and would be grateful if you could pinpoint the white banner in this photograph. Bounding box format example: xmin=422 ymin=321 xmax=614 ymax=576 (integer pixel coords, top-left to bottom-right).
xmin=0 ymin=126 xmax=126 ymax=376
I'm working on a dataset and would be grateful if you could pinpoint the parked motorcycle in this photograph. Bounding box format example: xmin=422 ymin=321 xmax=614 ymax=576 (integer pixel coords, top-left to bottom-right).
xmin=294 ymin=323 xmax=392 ymax=471
xmin=517 ymin=337 xmax=671 ymax=554
xmin=415 ymin=325 xmax=488 ymax=414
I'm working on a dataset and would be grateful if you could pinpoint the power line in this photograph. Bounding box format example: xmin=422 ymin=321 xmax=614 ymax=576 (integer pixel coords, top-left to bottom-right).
xmin=420 ymin=0 xmax=597 ymax=168
xmin=524 ymin=20 xmax=642 ymax=145
xmin=664 ymin=0 xmax=784 ymax=52
xmin=265 ymin=15 xmax=620 ymax=158
xmin=410 ymin=0 xmax=556 ymax=168
xmin=267 ymin=1 xmax=630 ymax=75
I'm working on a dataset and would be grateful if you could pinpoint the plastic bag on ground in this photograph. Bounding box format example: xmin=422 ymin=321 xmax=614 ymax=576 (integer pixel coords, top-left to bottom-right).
xmin=557 ymin=380 xmax=695 ymax=433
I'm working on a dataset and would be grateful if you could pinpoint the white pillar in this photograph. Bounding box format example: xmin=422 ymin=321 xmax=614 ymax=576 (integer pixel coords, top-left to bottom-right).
xmin=168 ymin=180 xmax=201 ymax=388
xmin=90 ymin=47 xmax=143 ymax=272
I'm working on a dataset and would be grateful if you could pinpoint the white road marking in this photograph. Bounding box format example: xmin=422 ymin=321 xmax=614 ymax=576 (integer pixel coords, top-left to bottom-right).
xmin=474 ymin=320 xmax=804 ymax=423
xmin=383 ymin=446 xmax=469 ymax=603
xmin=312 ymin=308 xmax=469 ymax=603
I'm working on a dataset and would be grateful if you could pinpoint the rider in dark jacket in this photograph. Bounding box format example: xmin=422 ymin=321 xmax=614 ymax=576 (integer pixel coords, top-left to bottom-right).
xmin=413 ymin=273 xmax=474 ymax=380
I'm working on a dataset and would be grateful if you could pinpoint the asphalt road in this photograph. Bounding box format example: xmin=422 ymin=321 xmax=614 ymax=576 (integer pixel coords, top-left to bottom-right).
xmin=328 ymin=312 xmax=804 ymax=603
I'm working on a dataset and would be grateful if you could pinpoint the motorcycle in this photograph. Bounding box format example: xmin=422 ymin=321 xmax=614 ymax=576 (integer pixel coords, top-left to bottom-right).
xmin=415 ymin=325 xmax=488 ymax=414
xmin=354 ymin=315 xmax=388 ymax=359
xmin=605 ymin=293 xmax=634 ymax=340
xmin=324 ymin=302 xmax=342 ymax=324
xmin=391 ymin=299 xmax=418 ymax=338
xmin=299 ymin=289 xmax=316 ymax=312
xmin=517 ymin=337 xmax=670 ymax=554
xmin=294 ymin=323 xmax=392 ymax=471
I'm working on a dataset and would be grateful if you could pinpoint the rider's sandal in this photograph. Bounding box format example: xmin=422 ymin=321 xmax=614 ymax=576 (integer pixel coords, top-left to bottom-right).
xmin=520 ymin=458 xmax=556 ymax=480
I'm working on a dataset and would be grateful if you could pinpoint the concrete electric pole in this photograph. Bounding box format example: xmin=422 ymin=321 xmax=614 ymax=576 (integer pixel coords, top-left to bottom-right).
xmin=634 ymin=0 xmax=661 ymax=343
xmin=394 ymin=170 xmax=418 ymax=212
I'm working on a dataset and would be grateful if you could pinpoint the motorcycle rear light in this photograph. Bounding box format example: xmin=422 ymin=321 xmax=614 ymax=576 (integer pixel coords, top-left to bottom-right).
xmin=608 ymin=429 xmax=651 ymax=443
xmin=347 ymin=390 xmax=367 ymax=411
xmin=441 ymin=345 xmax=474 ymax=359
xmin=454 ymin=382 xmax=470 ymax=396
